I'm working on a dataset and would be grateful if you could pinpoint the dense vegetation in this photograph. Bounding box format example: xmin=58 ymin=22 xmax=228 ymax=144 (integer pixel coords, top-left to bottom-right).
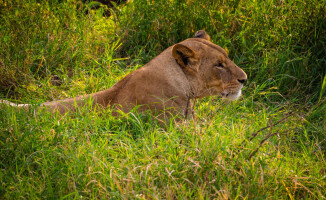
xmin=0 ymin=0 xmax=325 ymax=199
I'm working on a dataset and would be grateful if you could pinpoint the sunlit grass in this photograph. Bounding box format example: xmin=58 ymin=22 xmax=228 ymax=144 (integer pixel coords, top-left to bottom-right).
xmin=1 ymin=94 xmax=325 ymax=199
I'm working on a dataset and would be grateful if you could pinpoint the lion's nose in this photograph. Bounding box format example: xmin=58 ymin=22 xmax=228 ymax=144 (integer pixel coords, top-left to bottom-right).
xmin=238 ymin=79 xmax=247 ymax=84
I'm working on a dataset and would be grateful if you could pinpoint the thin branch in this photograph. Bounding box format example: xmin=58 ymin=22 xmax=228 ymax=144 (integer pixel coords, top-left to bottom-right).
xmin=247 ymin=128 xmax=297 ymax=160
xmin=248 ymin=111 xmax=294 ymax=142
xmin=184 ymin=94 xmax=191 ymax=120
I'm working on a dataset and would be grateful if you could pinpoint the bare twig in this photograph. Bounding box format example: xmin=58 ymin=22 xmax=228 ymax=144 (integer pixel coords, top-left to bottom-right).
xmin=184 ymin=94 xmax=191 ymax=120
xmin=247 ymin=128 xmax=297 ymax=160
xmin=233 ymin=111 xmax=297 ymax=160
xmin=248 ymin=111 xmax=294 ymax=142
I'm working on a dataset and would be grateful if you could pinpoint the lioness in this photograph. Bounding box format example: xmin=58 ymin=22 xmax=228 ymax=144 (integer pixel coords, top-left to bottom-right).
xmin=2 ymin=31 xmax=247 ymax=118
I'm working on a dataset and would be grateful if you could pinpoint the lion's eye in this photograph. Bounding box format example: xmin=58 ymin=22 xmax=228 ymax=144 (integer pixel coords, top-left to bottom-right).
xmin=216 ymin=63 xmax=224 ymax=68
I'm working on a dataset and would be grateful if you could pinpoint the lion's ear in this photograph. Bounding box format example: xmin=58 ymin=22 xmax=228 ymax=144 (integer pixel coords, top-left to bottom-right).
xmin=194 ymin=30 xmax=211 ymax=41
xmin=172 ymin=44 xmax=199 ymax=73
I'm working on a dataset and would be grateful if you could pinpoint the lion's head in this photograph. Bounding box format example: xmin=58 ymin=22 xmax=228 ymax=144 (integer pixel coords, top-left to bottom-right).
xmin=172 ymin=30 xmax=247 ymax=100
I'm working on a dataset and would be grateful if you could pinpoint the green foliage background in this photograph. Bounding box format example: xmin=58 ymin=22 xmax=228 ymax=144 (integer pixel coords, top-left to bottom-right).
xmin=0 ymin=0 xmax=325 ymax=199
xmin=117 ymin=0 xmax=326 ymax=99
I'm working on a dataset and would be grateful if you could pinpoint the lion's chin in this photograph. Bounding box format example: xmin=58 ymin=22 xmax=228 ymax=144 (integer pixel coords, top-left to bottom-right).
xmin=221 ymin=89 xmax=242 ymax=101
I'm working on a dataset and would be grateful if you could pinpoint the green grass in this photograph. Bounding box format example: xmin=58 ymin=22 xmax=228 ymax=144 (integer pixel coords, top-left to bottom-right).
xmin=0 ymin=0 xmax=326 ymax=199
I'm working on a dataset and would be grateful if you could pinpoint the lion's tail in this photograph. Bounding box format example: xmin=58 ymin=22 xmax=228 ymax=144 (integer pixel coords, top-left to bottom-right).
xmin=0 ymin=99 xmax=31 ymax=109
